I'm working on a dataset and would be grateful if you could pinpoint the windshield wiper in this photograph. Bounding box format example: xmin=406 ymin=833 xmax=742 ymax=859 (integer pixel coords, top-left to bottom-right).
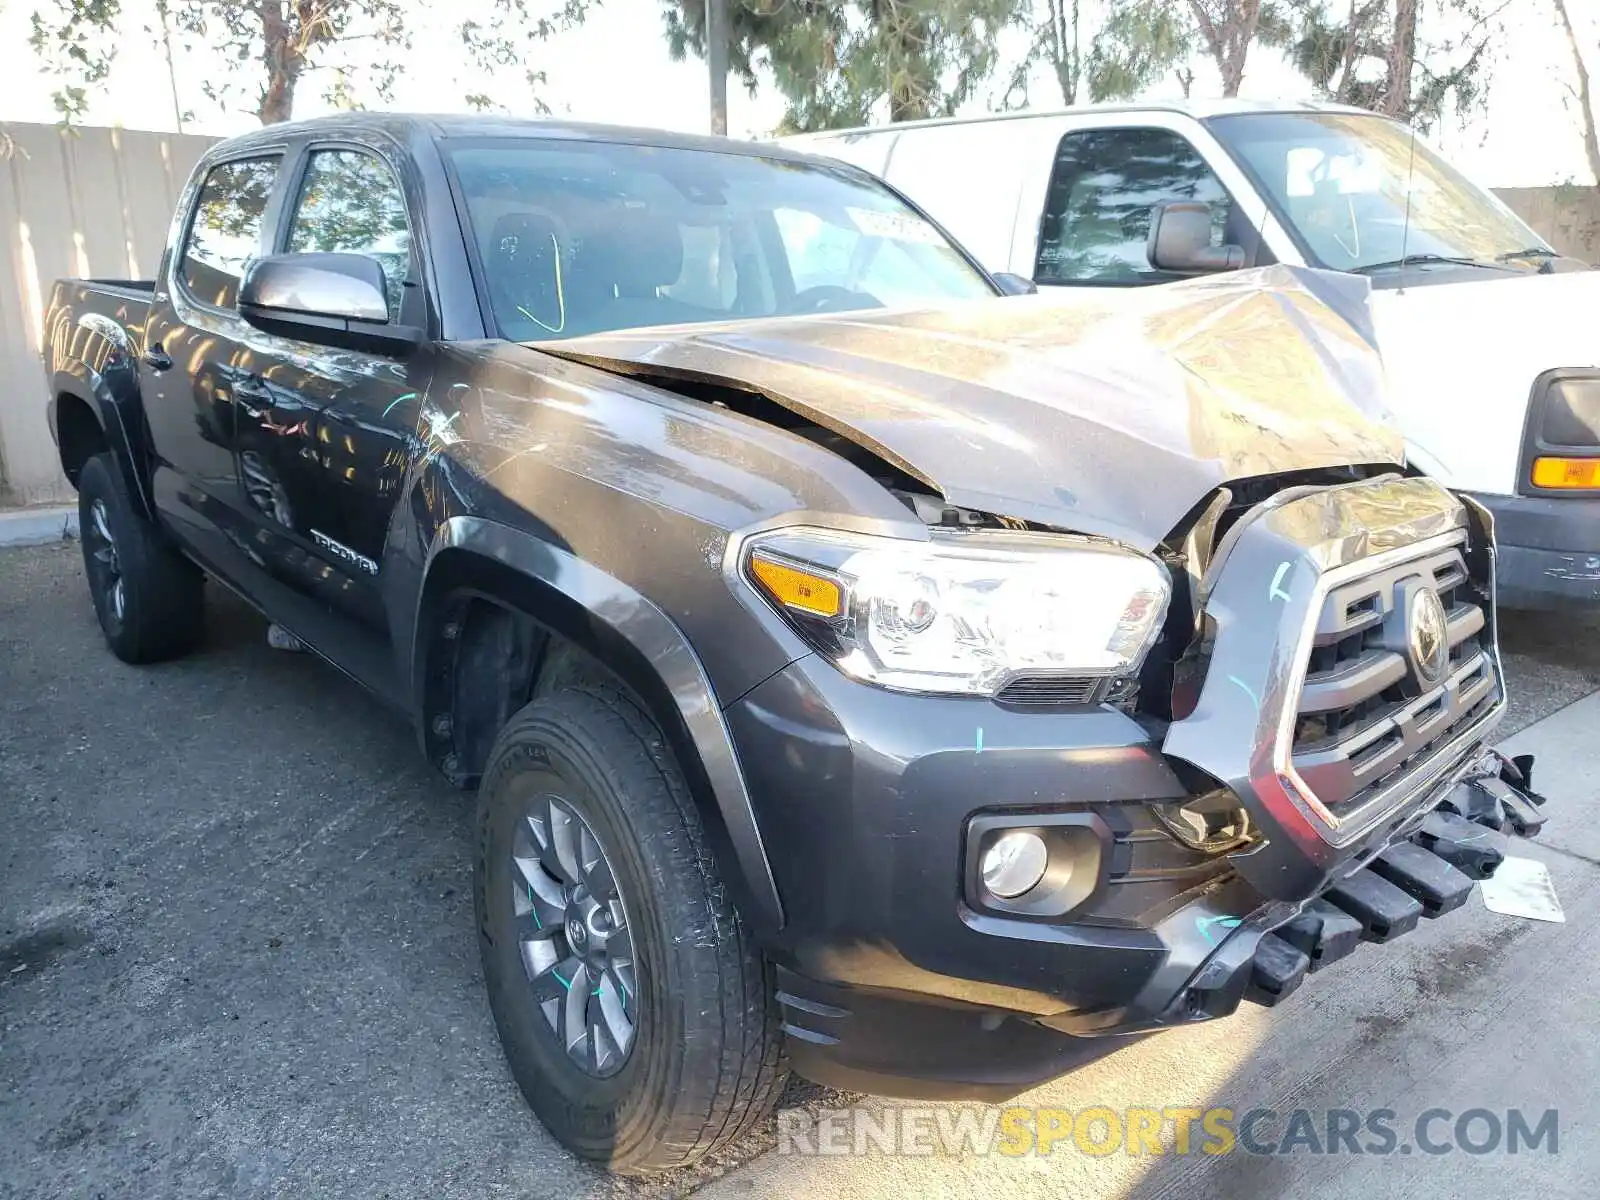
xmin=1496 ymin=246 xmax=1563 ymax=273
xmin=1352 ymin=253 xmax=1513 ymax=274
xmin=1496 ymin=246 xmax=1559 ymax=262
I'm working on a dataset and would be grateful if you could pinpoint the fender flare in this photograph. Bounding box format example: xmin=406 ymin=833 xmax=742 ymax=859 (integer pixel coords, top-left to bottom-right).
xmin=50 ymin=361 xmax=155 ymax=520
xmin=415 ymin=515 xmax=785 ymax=934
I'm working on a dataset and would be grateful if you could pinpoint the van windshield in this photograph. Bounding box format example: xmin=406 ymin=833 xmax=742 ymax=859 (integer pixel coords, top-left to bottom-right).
xmin=446 ymin=139 xmax=996 ymax=341
xmin=1207 ymin=112 xmax=1552 ymax=274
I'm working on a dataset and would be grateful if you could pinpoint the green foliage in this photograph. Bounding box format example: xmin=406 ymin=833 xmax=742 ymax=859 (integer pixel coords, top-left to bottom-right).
xmin=1280 ymin=0 xmax=1507 ymax=130
xmin=1088 ymin=0 xmax=1196 ymax=101
xmin=663 ymin=0 xmax=1028 ymax=132
xmin=28 ymin=0 xmax=593 ymax=127
xmin=999 ymin=0 xmax=1198 ymax=109
xmin=28 ymin=0 xmax=122 ymax=123
xmin=459 ymin=0 xmax=592 ymax=115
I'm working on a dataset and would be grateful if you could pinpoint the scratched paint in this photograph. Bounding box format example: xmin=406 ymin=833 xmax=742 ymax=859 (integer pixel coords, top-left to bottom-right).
xmin=1227 ymin=674 xmax=1261 ymax=712
xmin=1269 ymin=560 xmax=1293 ymax=602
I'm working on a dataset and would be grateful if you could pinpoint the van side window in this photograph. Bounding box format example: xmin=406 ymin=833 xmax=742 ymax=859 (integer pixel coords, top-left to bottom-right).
xmin=1035 ymin=129 xmax=1232 ymax=284
xmin=179 ymin=156 xmax=281 ymax=310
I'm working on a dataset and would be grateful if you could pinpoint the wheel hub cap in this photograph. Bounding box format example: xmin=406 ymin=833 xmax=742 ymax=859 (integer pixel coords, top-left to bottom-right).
xmin=510 ymin=795 xmax=637 ymax=1078
xmin=87 ymin=499 xmax=125 ymax=623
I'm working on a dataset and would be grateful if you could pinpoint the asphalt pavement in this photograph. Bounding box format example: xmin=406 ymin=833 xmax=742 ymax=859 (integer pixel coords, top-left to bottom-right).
xmin=3 ymin=539 xmax=1598 ymax=1199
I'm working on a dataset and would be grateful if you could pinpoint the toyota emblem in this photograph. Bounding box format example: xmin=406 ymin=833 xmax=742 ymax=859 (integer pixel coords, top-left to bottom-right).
xmin=1407 ymin=586 xmax=1450 ymax=686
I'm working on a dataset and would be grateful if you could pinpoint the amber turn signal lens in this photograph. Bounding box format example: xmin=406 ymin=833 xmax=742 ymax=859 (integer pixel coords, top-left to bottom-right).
xmin=749 ymin=554 xmax=843 ymax=617
xmin=1531 ymin=456 xmax=1600 ymax=490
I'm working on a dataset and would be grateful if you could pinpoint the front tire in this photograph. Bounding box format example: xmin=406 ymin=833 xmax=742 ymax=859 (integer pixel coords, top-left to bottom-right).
xmin=77 ymin=453 xmax=204 ymax=664
xmin=475 ymin=687 xmax=786 ymax=1175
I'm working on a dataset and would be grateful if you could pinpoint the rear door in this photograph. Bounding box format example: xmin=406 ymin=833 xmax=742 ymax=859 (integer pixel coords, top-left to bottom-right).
xmin=142 ymin=151 xmax=288 ymax=577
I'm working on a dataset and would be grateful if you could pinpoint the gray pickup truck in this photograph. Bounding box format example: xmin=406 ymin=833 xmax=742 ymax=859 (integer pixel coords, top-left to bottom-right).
xmin=43 ymin=113 xmax=1547 ymax=1174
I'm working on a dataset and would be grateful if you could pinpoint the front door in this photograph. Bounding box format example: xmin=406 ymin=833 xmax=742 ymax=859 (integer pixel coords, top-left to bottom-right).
xmin=225 ymin=142 xmax=429 ymax=692
xmin=1030 ymin=126 xmax=1254 ymax=286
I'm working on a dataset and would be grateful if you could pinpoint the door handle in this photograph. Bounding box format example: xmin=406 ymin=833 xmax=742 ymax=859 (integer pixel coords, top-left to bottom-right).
xmin=142 ymin=345 xmax=173 ymax=371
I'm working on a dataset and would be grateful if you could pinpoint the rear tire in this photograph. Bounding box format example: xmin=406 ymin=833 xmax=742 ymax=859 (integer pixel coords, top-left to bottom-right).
xmin=77 ymin=453 xmax=204 ymax=663
xmin=475 ymin=686 xmax=786 ymax=1175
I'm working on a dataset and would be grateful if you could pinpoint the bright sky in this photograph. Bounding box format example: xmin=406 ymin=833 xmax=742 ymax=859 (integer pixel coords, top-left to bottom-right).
xmin=0 ymin=0 xmax=1594 ymax=187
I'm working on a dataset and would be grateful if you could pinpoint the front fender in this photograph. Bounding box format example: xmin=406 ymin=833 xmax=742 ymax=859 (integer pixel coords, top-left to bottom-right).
xmin=418 ymin=515 xmax=785 ymax=934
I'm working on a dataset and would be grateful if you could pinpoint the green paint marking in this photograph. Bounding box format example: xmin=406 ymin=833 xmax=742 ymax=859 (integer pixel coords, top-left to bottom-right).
xmin=552 ymin=970 xmax=571 ymax=991
xmin=381 ymin=391 xmax=418 ymax=419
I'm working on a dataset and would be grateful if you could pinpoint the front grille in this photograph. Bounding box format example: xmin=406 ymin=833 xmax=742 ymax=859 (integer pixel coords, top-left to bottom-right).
xmin=1288 ymin=538 xmax=1499 ymax=823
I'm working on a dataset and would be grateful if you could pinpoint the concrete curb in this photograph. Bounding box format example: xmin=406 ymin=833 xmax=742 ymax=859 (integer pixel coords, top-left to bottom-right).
xmin=0 ymin=505 xmax=78 ymax=548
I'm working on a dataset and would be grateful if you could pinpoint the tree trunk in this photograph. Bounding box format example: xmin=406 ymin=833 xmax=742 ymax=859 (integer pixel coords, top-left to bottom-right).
xmin=1044 ymin=0 xmax=1077 ymax=105
xmin=257 ymin=1 xmax=303 ymax=125
xmin=1555 ymin=0 xmax=1600 ymax=186
xmin=885 ymin=2 xmax=932 ymax=122
xmin=157 ymin=0 xmax=184 ymax=133
xmin=1189 ymin=1 xmax=1263 ymax=98
xmin=706 ymin=0 xmax=729 ymax=134
xmin=1381 ymin=0 xmax=1417 ymax=117
xmin=1225 ymin=0 xmax=1262 ymax=97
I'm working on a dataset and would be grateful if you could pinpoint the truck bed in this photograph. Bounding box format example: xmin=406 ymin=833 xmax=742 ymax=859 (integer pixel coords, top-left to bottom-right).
xmin=44 ymin=278 xmax=156 ymax=359
xmin=80 ymin=278 xmax=156 ymax=302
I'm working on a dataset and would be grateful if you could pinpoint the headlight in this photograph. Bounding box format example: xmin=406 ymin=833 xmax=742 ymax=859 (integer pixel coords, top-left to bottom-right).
xmin=743 ymin=527 xmax=1171 ymax=696
xmin=1539 ymin=376 xmax=1600 ymax=447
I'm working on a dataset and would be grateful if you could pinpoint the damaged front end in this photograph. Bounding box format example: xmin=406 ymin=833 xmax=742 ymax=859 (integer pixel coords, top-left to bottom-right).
xmin=515 ymin=268 xmax=1552 ymax=1085
xmin=1129 ymin=474 xmax=1549 ymax=1022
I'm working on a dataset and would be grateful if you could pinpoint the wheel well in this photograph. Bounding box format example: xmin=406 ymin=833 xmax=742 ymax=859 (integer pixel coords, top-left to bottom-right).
xmin=417 ymin=574 xmax=670 ymax=790
xmin=56 ymin=393 xmax=109 ymax=487
xmin=421 ymin=594 xmax=547 ymax=787
xmin=416 ymin=549 xmax=782 ymax=934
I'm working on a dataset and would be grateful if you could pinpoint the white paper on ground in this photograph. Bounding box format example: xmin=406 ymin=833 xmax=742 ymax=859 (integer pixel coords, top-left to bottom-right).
xmin=1479 ymin=855 xmax=1565 ymax=923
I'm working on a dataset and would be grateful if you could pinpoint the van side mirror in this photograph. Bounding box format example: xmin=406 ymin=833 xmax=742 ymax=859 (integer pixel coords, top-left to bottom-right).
xmin=240 ymin=253 xmax=422 ymax=354
xmin=1147 ymin=202 xmax=1245 ymax=274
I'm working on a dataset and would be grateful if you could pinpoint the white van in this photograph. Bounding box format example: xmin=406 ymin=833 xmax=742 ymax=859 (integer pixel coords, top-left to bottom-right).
xmin=784 ymin=100 xmax=1600 ymax=609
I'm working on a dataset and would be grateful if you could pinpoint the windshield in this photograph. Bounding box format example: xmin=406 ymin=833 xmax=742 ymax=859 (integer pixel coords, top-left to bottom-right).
xmin=1208 ymin=112 xmax=1550 ymax=273
xmin=446 ymin=139 xmax=996 ymax=340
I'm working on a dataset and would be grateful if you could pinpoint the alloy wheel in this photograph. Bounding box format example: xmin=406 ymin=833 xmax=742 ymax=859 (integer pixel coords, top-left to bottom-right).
xmin=510 ymin=794 xmax=638 ymax=1078
xmin=87 ymin=499 xmax=126 ymax=626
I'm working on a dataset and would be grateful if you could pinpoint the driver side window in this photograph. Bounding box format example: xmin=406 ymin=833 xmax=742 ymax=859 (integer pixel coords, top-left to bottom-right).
xmin=1036 ymin=128 xmax=1234 ymax=284
xmin=285 ymin=148 xmax=413 ymax=321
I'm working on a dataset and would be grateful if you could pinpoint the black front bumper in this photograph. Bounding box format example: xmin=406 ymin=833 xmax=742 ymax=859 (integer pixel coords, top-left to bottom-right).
xmin=1469 ymin=491 xmax=1600 ymax=610
xmin=725 ymin=654 xmax=1544 ymax=1101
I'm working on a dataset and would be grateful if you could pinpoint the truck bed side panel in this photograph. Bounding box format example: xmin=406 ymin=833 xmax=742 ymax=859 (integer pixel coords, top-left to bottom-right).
xmin=44 ymin=279 xmax=157 ymax=514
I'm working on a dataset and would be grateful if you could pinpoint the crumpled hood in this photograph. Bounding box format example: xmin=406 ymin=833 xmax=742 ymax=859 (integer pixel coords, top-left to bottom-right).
xmin=536 ymin=264 xmax=1404 ymax=550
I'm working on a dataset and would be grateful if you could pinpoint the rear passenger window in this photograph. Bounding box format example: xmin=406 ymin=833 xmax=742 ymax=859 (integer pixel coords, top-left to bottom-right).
xmin=180 ymin=156 xmax=280 ymax=309
xmin=1035 ymin=128 xmax=1233 ymax=284
xmin=286 ymin=149 xmax=412 ymax=321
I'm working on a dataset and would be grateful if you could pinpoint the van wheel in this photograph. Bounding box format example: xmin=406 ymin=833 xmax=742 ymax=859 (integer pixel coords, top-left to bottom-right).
xmin=77 ymin=453 xmax=204 ymax=664
xmin=475 ymin=686 xmax=786 ymax=1175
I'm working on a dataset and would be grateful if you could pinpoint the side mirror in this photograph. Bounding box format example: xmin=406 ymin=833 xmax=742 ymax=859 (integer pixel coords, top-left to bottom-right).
xmin=992 ymin=271 xmax=1038 ymax=296
xmin=239 ymin=253 xmax=422 ymax=353
xmin=1147 ymin=202 xmax=1245 ymax=274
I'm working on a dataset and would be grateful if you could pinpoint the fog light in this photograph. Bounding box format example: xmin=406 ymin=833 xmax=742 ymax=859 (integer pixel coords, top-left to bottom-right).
xmin=980 ymin=830 xmax=1049 ymax=898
